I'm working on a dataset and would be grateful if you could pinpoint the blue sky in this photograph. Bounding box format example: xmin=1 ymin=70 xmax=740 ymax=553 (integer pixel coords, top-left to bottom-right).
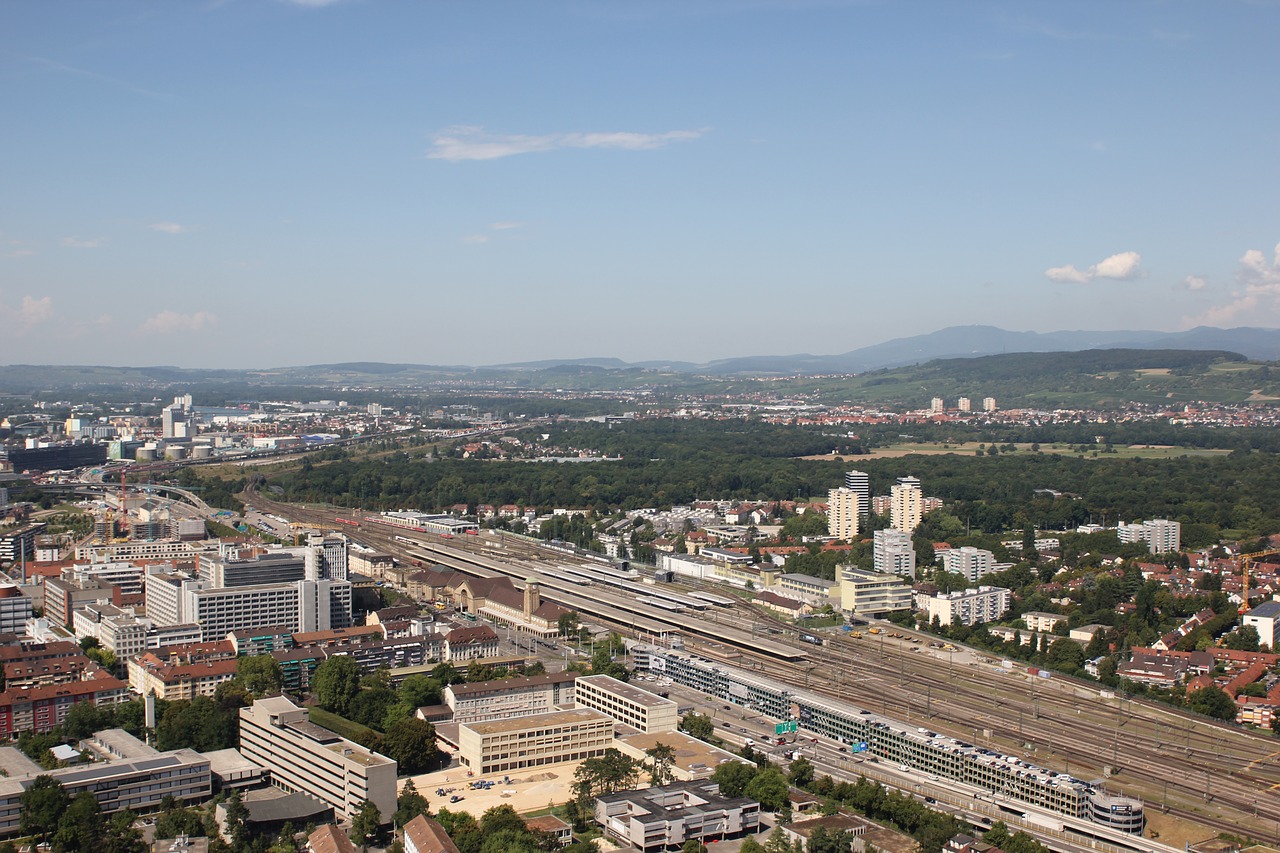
xmin=2 ymin=0 xmax=1278 ymax=368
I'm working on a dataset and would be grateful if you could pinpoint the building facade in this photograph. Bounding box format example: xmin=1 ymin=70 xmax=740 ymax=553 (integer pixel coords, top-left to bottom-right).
xmin=826 ymin=488 xmax=860 ymax=541
xmin=873 ymin=529 xmax=916 ymax=578
xmin=574 ymin=675 xmax=678 ymax=734
xmin=456 ymin=708 xmax=613 ymax=775
xmin=890 ymin=477 xmax=923 ymax=533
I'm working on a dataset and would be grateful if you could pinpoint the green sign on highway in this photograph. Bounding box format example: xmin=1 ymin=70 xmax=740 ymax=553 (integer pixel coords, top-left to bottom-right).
xmin=774 ymin=721 xmax=798 ymax=735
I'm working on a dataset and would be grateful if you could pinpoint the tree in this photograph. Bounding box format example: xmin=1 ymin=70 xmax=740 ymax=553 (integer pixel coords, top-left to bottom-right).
xmin=156 ymin=696 xmax=237 ymax=752
xmin=788 ymin=755 xmax=815 ymax=788
xmin=645 ymin=742 xmax=677 ymax=786
xmin=313 ymin=654 xmax=362 ymax=715
xmin=744 ymin=767 xmax=790 ymax=812
xmin=679 ymin=712 xmax=715 ymax=741
xmin=349 ymin=799 xmax=385 ymax=851
xmin=394 ymin=780 xmax=430 ymax=828
xmin=381 ymin=716 xmax=439 ymax=775
xmin=236 ymin=655 xmax=285 ymax=696
xmin=558 ymin=611 xmax=581 ymax=638
xmin=223 ymin=790 xmax=250 ymax=852
xmin=1186 ymin=685 xmax=1238 ymax=721
xmin=103 ymin=810 xmax=147 ymax=853
xmin=398 ymin=675 xmax=442 ymax=709
xmin=20 ymin=775 xmax=69 ymax=844
xmin=681 ymin=841 xmax=707 ymax=853
xmin=711 ymin=761 xmax=758 ymax=798
xmin=573 ymin=749 xmax=640 ymax=805
xmin=480 ymin=804 xmax=527 ymax=836
xmin=54 ymin=790 xmax=105 ymax=853
xmin=61 ymin=698 xmax=113 ymax=740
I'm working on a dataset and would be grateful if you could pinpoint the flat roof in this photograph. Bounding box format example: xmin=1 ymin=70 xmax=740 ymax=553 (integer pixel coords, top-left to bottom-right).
xmin=577 ymin=675 xmax=677 ymax=709
xmin=463 ymin=708 xmax=611 ymax=736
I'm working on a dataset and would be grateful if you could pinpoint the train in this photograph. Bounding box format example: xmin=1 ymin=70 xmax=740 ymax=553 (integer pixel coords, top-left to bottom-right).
xmin=334 ymin=517 xmax=360 ymax=527
xmin=799 ymin=632 xmax=824 ymax=646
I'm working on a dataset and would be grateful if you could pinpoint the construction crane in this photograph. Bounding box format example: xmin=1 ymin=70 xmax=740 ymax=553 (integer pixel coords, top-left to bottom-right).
xmin=1237 ymin=548 xmax=1280 ymax=612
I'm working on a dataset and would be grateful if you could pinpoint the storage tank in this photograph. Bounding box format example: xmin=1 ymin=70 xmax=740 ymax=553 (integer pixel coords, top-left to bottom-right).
xmin=135 ymin=448 xmax=157 ymax=462
xmin=164 ymin=446 xmax=187 ymax=460
xmin=192 ymin=445 xmax=213 ymax=459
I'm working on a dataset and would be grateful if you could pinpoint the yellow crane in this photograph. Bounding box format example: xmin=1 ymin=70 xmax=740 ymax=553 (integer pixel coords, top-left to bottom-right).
xmin=1237 ymin=547 xmax=1280 ymax=612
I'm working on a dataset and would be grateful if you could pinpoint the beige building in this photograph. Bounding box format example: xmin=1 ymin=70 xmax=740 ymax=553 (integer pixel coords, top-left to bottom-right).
xmin=128 ymin=654 xmax=239 ymax=700
xmin=239 ymin=695 xmax=396 ymax=822
xmin=575 ymin=675 xmax=678 ymax=734
xmin=890 ymin=477 xmax=923 ymax=533
xmin=457 ymin=708 xmax=613 ymax=775
xmin=838 ymin=569 xmax=912 ymax=616
xmin=826 ymin=487 xmax=860 ymax=541
xmin=444 ymin=671 xmax=577 ymax=724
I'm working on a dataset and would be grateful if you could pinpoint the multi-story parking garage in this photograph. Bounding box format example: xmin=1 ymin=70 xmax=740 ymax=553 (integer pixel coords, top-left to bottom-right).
xmin=635 ymin=645 xmax=1144 ymax=833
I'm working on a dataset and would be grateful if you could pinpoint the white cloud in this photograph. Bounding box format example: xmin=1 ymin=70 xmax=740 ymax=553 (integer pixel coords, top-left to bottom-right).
xmin=0 ymin=294 xmax=53 ymax=333
xmin=1184 ymin=275 xmax=1207 ymax=291
xmin=490 ymin=221 xmax=524 ymax=230
xmin=461 ymin=234 xmax=492 ymax=245
xmin=61 ymin=236 xmax=107 ymax=249
xmin=139 ymin=310 xmax=217 ymax=334
xmin=427 ymin=126 xmax=705 ymax=162
xmin=1190 ymin=242 xmax=1280 ymax=326
xmin=149 ymin=222 xmax=193 ymax=234
xmin=1045 ymin=251 xmax=1143 ymax=284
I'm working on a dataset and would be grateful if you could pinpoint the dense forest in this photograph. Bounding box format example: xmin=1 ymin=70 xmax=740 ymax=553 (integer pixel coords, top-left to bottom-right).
xmin=266 ymin=420 xmax=1280 ymax=542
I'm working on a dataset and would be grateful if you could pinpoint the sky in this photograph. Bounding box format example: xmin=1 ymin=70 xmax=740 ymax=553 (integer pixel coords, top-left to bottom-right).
xmin=2 ymin=0 xmax=1279 ymax=369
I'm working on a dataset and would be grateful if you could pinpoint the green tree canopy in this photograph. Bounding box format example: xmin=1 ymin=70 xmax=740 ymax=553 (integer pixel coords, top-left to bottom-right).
xmin=313 ymin=655 xmax=362 ymax=716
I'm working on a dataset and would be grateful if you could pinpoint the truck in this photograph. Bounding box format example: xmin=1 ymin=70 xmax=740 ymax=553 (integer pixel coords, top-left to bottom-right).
xmin=867 ymin=627 xmax=882 ymax=635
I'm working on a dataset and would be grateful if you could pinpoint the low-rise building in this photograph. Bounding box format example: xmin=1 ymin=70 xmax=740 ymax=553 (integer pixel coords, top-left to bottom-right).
xmin=595 ymin=781 xmax=761 ymax=853
xmin=574 ymin=675 xmax=678 ymax=734
xmin=1022 ymin=611 xmax=1066 ymax=633
xmin=128 ymin=654 xmax=240 ymax=701
xmin=457 ymin=708 xmax=613 ymax=775
xmin=444 ymin=626 xmax=500 ymax=661
xmin=0 ymin=674 xmax=129 ymax=736
xmin=402 ymin=814 xmax=461 ymax=853
xmin=922 ymin=587 xmax=1011 ymax=627
xmin=444 ymin=671 xmax=577 ymax=724
xmin=839 ymin=569 xmax=912 ymax=616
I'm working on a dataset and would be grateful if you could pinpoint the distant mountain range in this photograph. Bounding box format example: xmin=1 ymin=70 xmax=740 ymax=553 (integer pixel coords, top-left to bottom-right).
xmin=492 ymin=325 xmax=1280 ymax=376
xmin=5 ymin=326 xmax=1280 ymax=395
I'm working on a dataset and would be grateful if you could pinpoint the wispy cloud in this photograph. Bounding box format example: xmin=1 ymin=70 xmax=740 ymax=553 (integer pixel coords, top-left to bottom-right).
xmin=18 ymin=54 xmax=172 ymax=100
xmin=462 ymin=220 xmax=528 ymax=245
xmin=1045 ymin=251 xmax=1143 ymax=284
xmin=1190 ymin=242 xmax=1280 ymax=326
xmin=61 ymin=236 xmax=107 ymax=249
xmin=139 ymin=310 xmax=217 ymax=334
xmin=490 ymin=221 xmax=525 ymax=230
xmin=428 ymin=126 xmax=705 ymax=162
xmin=1184 ymin=275 xmax=1207 ymax=292
xmin=0 ymin=294 xmax=53 ymax=333
xmin=149 ymin=222 xmax=194 ymax=234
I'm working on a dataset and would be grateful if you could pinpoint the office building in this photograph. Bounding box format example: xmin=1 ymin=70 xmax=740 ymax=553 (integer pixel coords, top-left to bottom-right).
xmin=890 ymin=476 xmax=923 ymax=533
xmin=444 ymin=672 xmax=577 ymax=724
xmin=873 ymin=529 xmax=916 ymax=578
xmin=574 ymin=675 xmax=678 ymax=734
xmin=147 ymin=572 xmax=352 ymax=641
xmin=0 ymin=586 xmax=32 ymax=636
xmin=838 ymin=569 xmax=912 ymax=616
xmin=457 ymin=708 xmax=613 ymax=775
xmin=940 ymin=546 xmax=997 ymax=583
xmin=0 ymin=729 xmax=210 ymax=838
xmin=239 ymin=695 xmax=396 ymax=823
xmin=922 ymin=586 xmax=1011 ymax=627
xmin=826 ymin=488 xmax=860 ymax=541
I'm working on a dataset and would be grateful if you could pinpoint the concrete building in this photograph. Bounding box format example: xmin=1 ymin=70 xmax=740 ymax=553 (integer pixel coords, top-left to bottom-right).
xmin=873 ymin=529 xmax=916 ymax=578
xmin=1243 ymin=599 xmax=1280 ymax=650
xmin=982 ymin=397 xmax=997 ymax=412
xmin=957 ymin=397 xmax=971 ymax=412
xmin=1022 ymin=611 xmax=1067 ymax=633
xmin=0 ymin=586 xmax=32 ymax=636
xmin=774 ymin=573 xmax=838 ymax=607
xmin=595 ymin=782 xmax=761 ymax=853
xmin=574 ymin=675 xmax=678 ymax=734
xmin=443 ymin=625 xmax=500 ymax=661
xmin=940 ymin=546 xmax=996 ymax=583
xmin=147 ymin=572 xmax=352 ymax=641
xmin=456 ymin=708 xmax=613 ymax=775
xmin=1116 ymin=519 xmax=1181 ymax=555
xmin=239 ymin=695 xmax=397 ymax=823
xmin=843 ymin=470 xmax=870 ymax=521
xmin=922 ymin=586 xmax=1011 ymax=627
xmin=890 ymin=476 xmax=923 ymax=533
xmin=930 ymin=398 xmax=944 ymax=413
xmin=826 ymin=488 xmax=860 ymax=541
xmin=443 ymin=671 xmax=577 ymax=724
xmin=0 ymin=729 xmax=210 ymax=838
xmin=838 ymin=569 xmax=912 ymax=616
xmin=0 ymin=675 xmax=130 ymax=736
xmin=128 ymin=654 xmax=240 ymax=700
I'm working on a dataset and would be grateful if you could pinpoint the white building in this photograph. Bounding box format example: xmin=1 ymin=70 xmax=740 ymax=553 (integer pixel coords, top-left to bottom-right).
xmin=930 ymin=398 xmax=944 ymax=413
xmin=838 ymin=568 xmax=912 ymax=616
xmin=940 ymin=546 xmax=996 ymax=582
xmin=873 ymin=529 xmax=916 ymax=578
xmin=957 ymin=397 xmax=971 ymax=412
xmin=843 ymin=470 xmax=870 ymax=521
xmin=1116 ymin=519 xmax=1181 ymax=555
xmin=982 ymin=397 xmax=997 ymax=412
xmin=890 ymin=476 xmax=923 ymax=533
xmin=575 ymin=675 xmax=678 ymax=734
xmin=922 ymin=586 xmax=1011 ymax=627
xmin=0 ymin=586 xmax=34 ymax=636
xmin=239 ymin=695 xmax=396 ymax=823
xmin=826 ymin=487 xmax=860 ymax=541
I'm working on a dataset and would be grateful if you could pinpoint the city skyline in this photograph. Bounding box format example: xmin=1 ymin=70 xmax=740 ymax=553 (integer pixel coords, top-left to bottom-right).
xmin=2 ymin=1 xmax=1278 ymax=368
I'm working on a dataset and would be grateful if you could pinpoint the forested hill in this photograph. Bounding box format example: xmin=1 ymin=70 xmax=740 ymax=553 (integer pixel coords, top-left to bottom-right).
xmin=811 ymin=348 xmax=1263 ymax=408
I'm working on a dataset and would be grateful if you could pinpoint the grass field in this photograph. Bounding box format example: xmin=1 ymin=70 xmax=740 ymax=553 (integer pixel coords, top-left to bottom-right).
xmin=308 ymin=706 xmax=378 ymax=740
xmin=808 ymin=442 xmax=1233 ymax=461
